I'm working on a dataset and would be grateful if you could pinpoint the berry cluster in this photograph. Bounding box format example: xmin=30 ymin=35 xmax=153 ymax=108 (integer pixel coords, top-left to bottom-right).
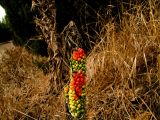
xmin=70 ymin=59 xmax=86 ymax=72
xmin=72 ymin=71 xmax=85 ymax=98
xmin=68 ymin=82 xmax=86 ymax=118
xmin=70 ymin=48 xmax=86 ymax=72
xmin=73 ymin=48 xmax=85 ymax=61
xmin=64 ymin=48 xmax=86 ymax=118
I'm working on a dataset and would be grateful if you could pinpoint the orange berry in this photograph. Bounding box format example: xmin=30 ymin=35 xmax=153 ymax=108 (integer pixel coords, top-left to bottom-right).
xmin=70 ymin=86 xmax=74 ymax=91
xmin=74 ymin=95 xmax=78 ymax=100
xmin=64 ymin=87 xmax=69 ymax=93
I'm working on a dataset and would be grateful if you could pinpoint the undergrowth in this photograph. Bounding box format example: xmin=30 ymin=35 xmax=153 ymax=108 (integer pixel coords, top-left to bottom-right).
xmin=0 ymin=47 xmax=65 ymax=119
xmin=86 ymin=11 xmax=160 ymax=120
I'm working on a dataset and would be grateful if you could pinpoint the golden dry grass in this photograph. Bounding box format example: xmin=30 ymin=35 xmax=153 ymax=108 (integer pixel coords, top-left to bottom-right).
xmin=86 ymin=9 xmax=160 ymax=120
xmin=0 ymin=47 xmax=66 ymax=119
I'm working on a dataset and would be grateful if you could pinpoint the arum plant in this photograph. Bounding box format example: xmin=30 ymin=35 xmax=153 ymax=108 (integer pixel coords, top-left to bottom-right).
xmin=64 ymin=48 xmax=86 ymax=119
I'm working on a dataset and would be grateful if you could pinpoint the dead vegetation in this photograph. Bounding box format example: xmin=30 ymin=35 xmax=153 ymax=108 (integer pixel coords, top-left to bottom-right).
xmin=86 ymin=17 xmax=160 ymax=119
xmin=0 ymin=47 xmax=66 ymax=119
xmin=0 ymin=0 xmax=160 ymax=119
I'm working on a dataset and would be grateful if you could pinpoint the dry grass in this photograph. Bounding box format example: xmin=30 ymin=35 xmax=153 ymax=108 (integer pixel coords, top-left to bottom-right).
xmin=0 ymin=47 xmax=66 ymax=120
xmin=86 ymin=9 xmax=160 ymax=120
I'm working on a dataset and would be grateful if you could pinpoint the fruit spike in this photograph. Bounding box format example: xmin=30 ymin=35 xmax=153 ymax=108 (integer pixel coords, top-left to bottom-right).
xmin=65 ymin=48 xmax=86 ymax=119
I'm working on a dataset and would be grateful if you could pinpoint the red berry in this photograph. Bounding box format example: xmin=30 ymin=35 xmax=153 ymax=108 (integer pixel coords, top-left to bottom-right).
xmin=78 ymin=48 xmax=84 ymax=53
xmin=75 ymin=81 xmax=79 ymax=86
xmin=76 ymin=87 xmax=79 ymax=92
xmin=77 ymin=78 xmax=80 ymax=81
xmin=77 ymin=57 xmax=81 ymax=61
xmin=79 ymin=53 xmax=83 ymax=58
